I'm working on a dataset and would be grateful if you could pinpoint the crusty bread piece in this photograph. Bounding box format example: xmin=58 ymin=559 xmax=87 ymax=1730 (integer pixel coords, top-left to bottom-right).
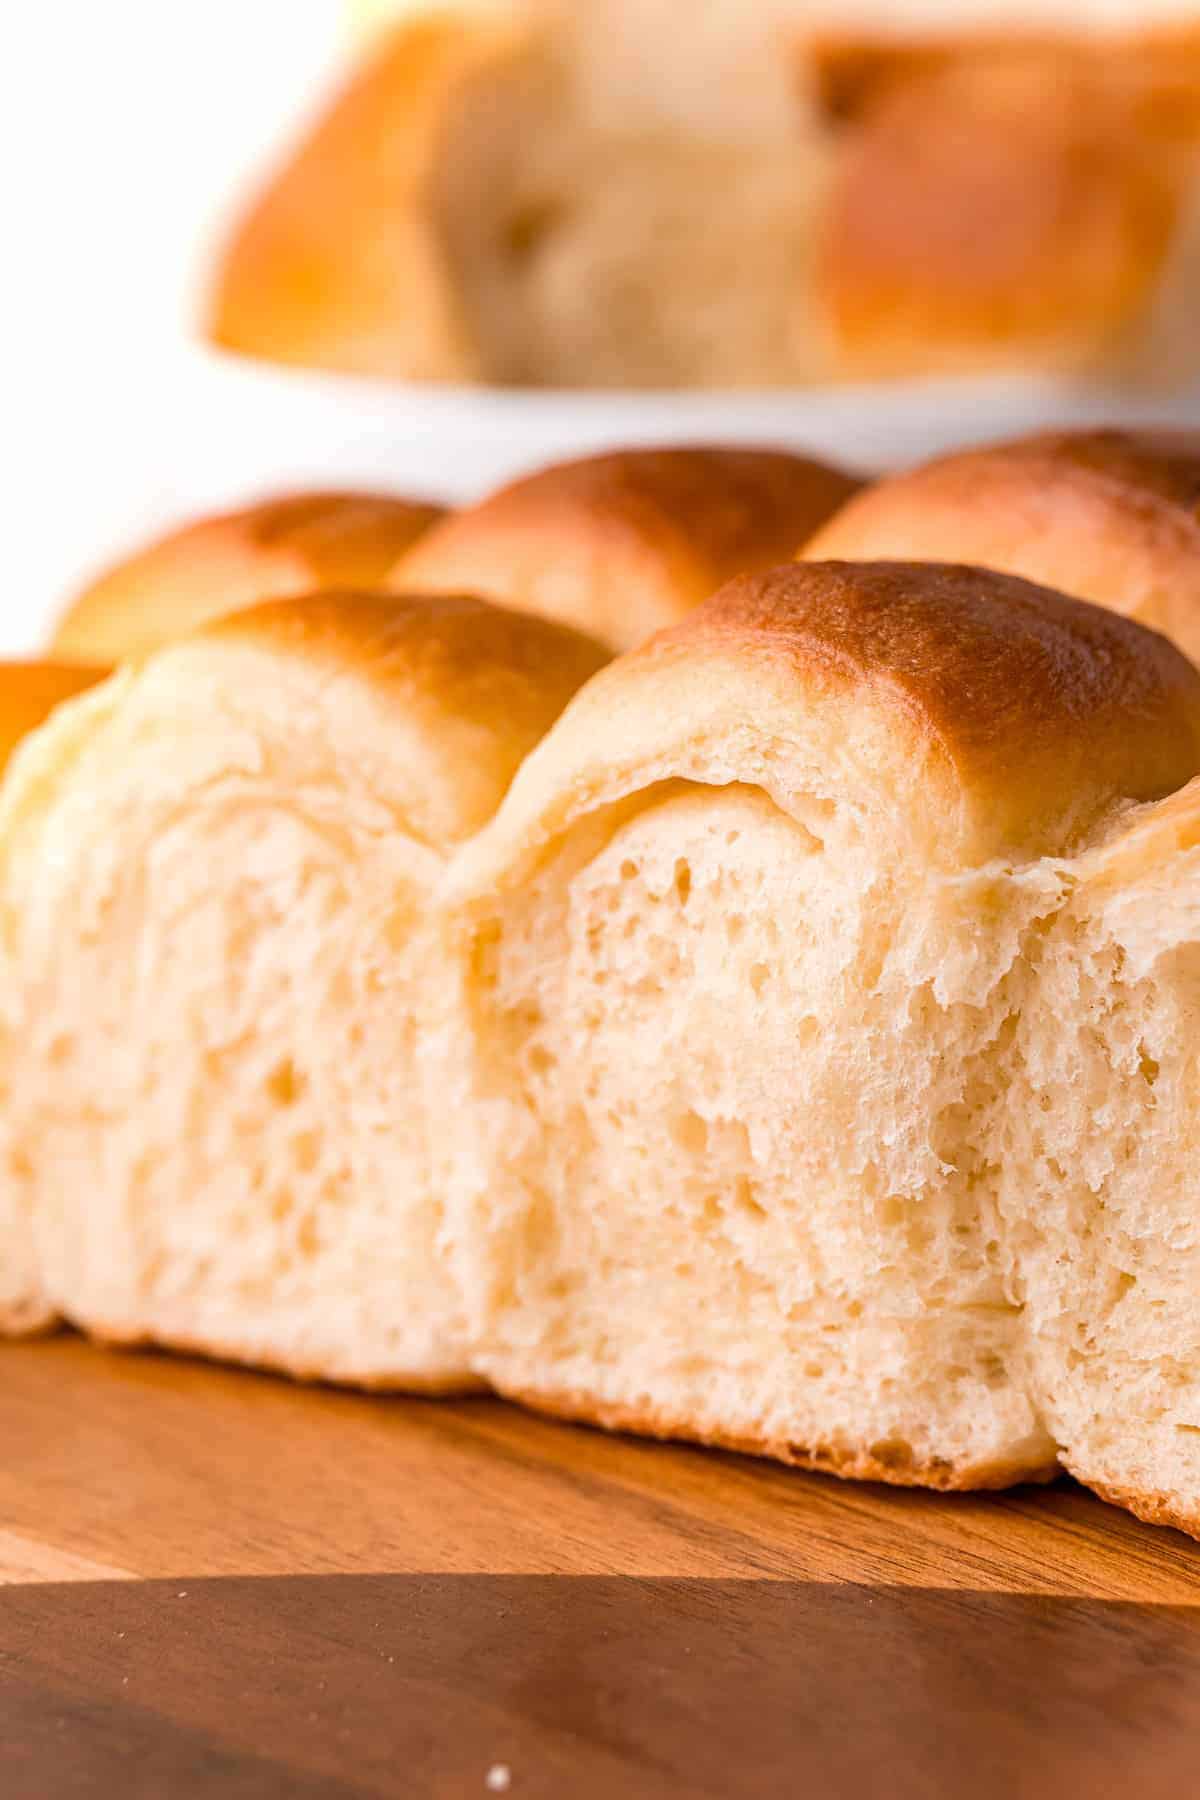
xmin=52 ymin=491 xmax=444 ymax=664
xmin=0 ymin=592 xmax=605 ymax=1380
xmin=802 ymin=430 xmax=1200 ymax=665
xmin=0 ymin=663 xmax=107 ymax=1334
xmin=393 ymin=446 xmax=859 ymax=650
xmin=442 ymin=561 xmax=1200 ymax=1501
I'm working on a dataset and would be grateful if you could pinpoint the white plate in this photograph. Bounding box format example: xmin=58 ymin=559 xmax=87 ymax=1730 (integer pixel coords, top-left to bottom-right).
xmin=188 ymin=347 xmax=1200 ymax=503
xmin=21 ymin=342 xmax=1200 ymax=659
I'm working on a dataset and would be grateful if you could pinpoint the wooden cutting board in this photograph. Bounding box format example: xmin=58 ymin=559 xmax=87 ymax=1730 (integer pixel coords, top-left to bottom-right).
xmin=3 ymin=1334 xmax=1200 ymax=1797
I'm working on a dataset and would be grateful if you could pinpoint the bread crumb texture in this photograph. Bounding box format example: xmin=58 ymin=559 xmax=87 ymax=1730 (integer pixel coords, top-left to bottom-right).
xmin=6 ymin=564 xmax=1200 ymax=1540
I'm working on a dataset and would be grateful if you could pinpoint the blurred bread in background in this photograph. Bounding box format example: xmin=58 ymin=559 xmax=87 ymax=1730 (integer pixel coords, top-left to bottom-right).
xmin=209 ymin=2 xmax=828 ymax=388
xmin=207 ymin=2 xmax=1200 ymax=389
xmin=52 ymin=490 xmax=444 ymax=664
xmin=810 ymin=22 xmax=1200 ymax=379
xmin=803 ymin=428 xmax=1200 ymax=664
xmin=394 ymin=445 xmax=859 ymax=649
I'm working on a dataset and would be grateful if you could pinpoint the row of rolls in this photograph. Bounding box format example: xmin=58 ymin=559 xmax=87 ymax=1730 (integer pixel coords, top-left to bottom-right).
xmin=7 ymin=425 xmax=1200 ymax=1537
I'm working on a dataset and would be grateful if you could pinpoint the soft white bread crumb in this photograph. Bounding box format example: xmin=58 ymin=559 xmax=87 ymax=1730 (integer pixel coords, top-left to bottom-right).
xmin=9 ymin=563 xmax=1200 ymax=1541
xmin=0 ymin=593 xmax=605 ymax=1377
xmin=441 ymin=561 xmax=1200 ymax=1498
xmin=0 ymin=661 xmax=107 ymax=1334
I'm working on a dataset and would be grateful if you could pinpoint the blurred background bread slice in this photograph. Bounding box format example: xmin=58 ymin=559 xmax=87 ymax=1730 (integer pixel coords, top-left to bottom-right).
xmin=210 ymin=2 xmax=834 ymax=389
xmin=207 ymin=2 xmax=1200 ymax=390
xmin=806 ymin=22 xmax=1200 ymax=380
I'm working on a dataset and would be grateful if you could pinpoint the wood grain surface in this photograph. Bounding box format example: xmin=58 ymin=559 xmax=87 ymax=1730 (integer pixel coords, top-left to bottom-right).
xmin=3 ymin=1334 xmax=1200 ymax=1796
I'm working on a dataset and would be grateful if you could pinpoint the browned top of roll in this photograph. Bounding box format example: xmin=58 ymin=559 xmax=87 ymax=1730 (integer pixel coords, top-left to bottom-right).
xmin=185 ymin=587 xmax=609 ymax=848
xmin=392 ymin=446 xmax=860 ymax=650
xmin=459 ymin=559 xmax=1200 ymax=890
xmin=803 ymin=429 xmax=1200 ymax=666
xmin=52 ymin=491 xmax=445 ymax=666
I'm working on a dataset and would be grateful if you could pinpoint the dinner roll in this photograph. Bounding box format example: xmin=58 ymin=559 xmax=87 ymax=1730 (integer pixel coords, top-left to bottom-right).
xmin=208 ymin=12 xmax=529 ymax=382
xmin=814 ymin=55 xmax=1197 ymax=379
xmin=207 ymin=6 xmax=834 ymax=389
xmin=52 ymin=491 xmax=445 ymax=664
xmin=1004 ymin=771 xmax=1200 ymax=1538
xmin=802 ymin=430 xmax=1200 ymax=664
xmin=0 ymin=662 xmax=107 ymax=1333
xmin=443 ymin=561 xmax=1200 ymax=1502
xmin=393 ymin=446 xmax=859 ymax=650
xmin=0 ymin=593 xmax=605 ymax=1380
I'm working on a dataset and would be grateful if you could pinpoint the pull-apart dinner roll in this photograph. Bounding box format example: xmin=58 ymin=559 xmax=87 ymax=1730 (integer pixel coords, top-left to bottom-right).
xmin=52 ymin=491 xmax=445 ymax=665
xmin=443 ymin=561 xmax=1200 ymax=1497
xmin=0 ymin=663 xmax=107 ymax=1334
xmin=1004 ymin=774 xmax=1200 ymax=1535
xmin=803 ymin=430 xmax=1200 ymax=666
xmin=0 ymin=594 xmax=605 ymax=1380
xmin=393 ymin=446 xmax=859 ymax=650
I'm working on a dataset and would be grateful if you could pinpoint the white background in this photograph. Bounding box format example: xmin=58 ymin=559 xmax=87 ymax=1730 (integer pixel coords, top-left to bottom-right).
xmin=7 ymin=1 xmax=1200 ymax=652
xmin=6 ymin=2 xmax=348 ymax=648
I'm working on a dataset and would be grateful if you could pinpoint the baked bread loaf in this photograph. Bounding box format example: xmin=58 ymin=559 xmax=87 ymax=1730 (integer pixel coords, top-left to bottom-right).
xmin=393 ymin=446 xmax=858 ymax=649
xmin=802 ymin=430 xmax=1200 ymax=665
xmin=208 ymin=5 xmax=1200 ymax=387
xmin=0 ymin=662 xmax=107 ymax=1333
xmin=52 ymin=491 xmax=444 ymax=664
xmin=443 ymin=561 xmax=1200 ymax=1516
xmin=0 ymin=593 xmax=605 ymax=1378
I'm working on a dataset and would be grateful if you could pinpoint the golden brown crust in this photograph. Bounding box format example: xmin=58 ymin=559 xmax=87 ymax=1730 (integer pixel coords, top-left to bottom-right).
xmin=0 ymin=663 xmax=107 ymax=772
xmin=682 ymin=562 xmax=1200 ymax=842
xmin=1080 ymin=1476 xmax=1200 ymax=1544
xmin=393 ymin=446 xmax=860 ymax=650
xmin=816 ymin=60 xmax=1193 ymax=377
xmin=458 ymin=560 xmax=1200 ymax=894
xmin=500 ymin=1382 xmax=1059 ymax=1492
xmin=185 ymin=587 xmax=609 ymax=849
xmin=207 ymin=13 xmax=535 ymax=381
xmin=52 ymin=491 xmax=445 ymax=665
xmin=802 ymin=429 xmax=1200 ymax=666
